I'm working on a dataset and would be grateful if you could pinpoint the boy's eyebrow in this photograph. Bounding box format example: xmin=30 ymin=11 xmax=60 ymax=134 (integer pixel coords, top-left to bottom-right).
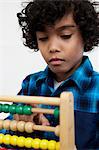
xmin=56 ymin=25 xmax=76 ymax=31
xmin=37 ymin=25 xmax=77 ymax=33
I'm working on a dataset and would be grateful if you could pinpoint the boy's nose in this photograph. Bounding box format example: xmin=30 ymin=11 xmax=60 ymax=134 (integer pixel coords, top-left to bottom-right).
xmin=49 ymin=48 xmax=60 ymax=53
xmin=48 ymin=39 xmax=60 ymax=53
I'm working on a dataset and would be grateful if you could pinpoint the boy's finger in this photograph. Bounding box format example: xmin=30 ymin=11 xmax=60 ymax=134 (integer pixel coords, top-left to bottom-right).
xmin=39 ymin=114 xmax=50 ymax=126
xmin=13 ymin=114 xmax=20 ymax=121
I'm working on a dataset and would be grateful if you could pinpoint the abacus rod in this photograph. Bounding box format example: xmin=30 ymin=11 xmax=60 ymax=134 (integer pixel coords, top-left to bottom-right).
xmin=33 ymin=125 xmax=55 ymax=132
xmin=31 ymin=108 xmax=54 ymax=114
xmin=0 ymin=95 xmax=60 ymax=106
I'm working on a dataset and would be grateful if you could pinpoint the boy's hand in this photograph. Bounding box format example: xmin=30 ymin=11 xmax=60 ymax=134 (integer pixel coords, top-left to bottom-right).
xmin=13 ymin=113 xmax=50 ymax=126
xmin=39 ymin=113 xmax=50 ymax=126
xmin=13 ymin=103 xmax=50 ymax=125
xmin=13 ymin=113 xmax=37 ymax=122
xmin=13 ymin=103 xmax=37 ymax=122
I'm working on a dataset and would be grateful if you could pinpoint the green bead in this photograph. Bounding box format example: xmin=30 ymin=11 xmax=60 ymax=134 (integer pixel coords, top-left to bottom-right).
xmin=2 ymin=104 xmax=10 ymax=113
xmin=9 ymin=104 xmax=16 ymax=114
xmin=54 ymin=108 xmax=60 ymax=120
xmin=23 ymin=105 xmax=32 ymax=115
xmin=0 ymin=104 xmax=2 ymax=112
xmin=16 ymin=105 xmax=23 ymax=114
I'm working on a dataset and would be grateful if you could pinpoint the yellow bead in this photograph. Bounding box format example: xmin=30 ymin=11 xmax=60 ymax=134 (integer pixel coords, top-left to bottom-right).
xmin=48 ymin=140 xmax=56 ymax=150
xmin=3 ymin=134 xmax=11 ymax=145
xmin=10 ymin=135 xmax=18 ymax=146
xmin=24 ymin=137 xmax=33 ymax=148
xmin=17 ymin=136 xmax=25 ymax=147
xmin=32 ymin=138 xmax=41 ymax=149
xmin=40 ymin=139 xmax=48 ymax=150
xmin=55 ymin=142 xmax=60 ymax=150
xmin=0 ymin=133 xmax=4 ymax=144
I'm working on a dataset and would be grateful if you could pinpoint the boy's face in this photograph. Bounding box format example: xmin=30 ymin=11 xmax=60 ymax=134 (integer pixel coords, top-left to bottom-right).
xmin=36 ymin=14 xmax=84 ymax=81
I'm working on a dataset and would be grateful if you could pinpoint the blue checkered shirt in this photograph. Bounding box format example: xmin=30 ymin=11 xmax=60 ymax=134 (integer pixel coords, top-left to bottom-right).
xmin=1 ymin=56 xmax=99 ymax=149
xmin=18 ymin=56 xmax=99 ymax=113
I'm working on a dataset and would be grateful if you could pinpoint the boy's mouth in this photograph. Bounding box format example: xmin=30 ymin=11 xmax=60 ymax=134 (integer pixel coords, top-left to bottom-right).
xmin=49 ymin=58 xmax=65 ymax=65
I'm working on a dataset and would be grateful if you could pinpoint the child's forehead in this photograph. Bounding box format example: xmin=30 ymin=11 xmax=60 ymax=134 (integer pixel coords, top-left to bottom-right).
xmin=39 ymin=14 xmax=77 ymax=32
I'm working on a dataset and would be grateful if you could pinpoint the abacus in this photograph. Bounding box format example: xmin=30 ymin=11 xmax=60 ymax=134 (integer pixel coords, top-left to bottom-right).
xmin=0 ymin=92 xmax=76 ymax=150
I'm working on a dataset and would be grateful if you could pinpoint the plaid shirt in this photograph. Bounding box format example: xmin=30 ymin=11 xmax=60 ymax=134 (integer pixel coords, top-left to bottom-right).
xmin=1 ymin=56 xmax=99 ymax=149
xmin=18 ymin=56 xmax=99 ymax=113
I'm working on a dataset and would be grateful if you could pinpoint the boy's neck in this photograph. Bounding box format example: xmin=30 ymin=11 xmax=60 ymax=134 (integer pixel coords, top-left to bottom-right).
xmin=54 ymin=58 xmax=82 ymax=82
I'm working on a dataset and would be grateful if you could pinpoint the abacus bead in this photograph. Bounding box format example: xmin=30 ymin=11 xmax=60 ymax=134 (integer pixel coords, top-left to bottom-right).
xmin=16 ymin=105 xmax=23 ymax=114
xmin=3 ymin=120 xmax=11 ymax=130
xmin=55 ymin=125 xmax=60 ymax=136
xmin=32 ymin=138 xmax=41 ymax=149
xmin=40 ymin=139 xmax=48 ymax=150
xmin=9 ymin=104 xmax=16 ymax=114
xmin=10 ymin=120 xmax=17 ymax=131
xmin=56 ymin=142 xmax=60 ymax=150
xmin=0 ymin=120 xmax=3 ymax=129
xmin=24 ymin=137 xmax=33 ymax=148
xmin=54 ymin=108 xmax=59 ymax=120
xmin=0 ymin=133 xmax=4 ymax=144
xmin=0 ymin=148 xmax=7 ymax=150
xmin=17 ymin=136 xmax=25 ymax=147
xmin=0 ymin=104 xmax=2 ymax=112
xmin=10 ymin=135 xmax=18 ymax=146
xmin=2 ymin=104 xmax=9 ymax=113
xmin=17 ymin=121 xmax=25 ymax=132
xmin=48 ymin=140 xmax=56 ymax=150
xmin=23 ymin=105 xmax=32 ymax=115
xmin=25 ymin=122 xmax=33 ymax=133
xmin=3 ymin=134 xmax=11 ymax=145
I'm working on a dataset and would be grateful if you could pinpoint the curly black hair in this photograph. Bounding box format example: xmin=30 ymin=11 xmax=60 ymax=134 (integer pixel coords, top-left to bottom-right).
xmin=17 ymin=0 xmax=99 ymax=52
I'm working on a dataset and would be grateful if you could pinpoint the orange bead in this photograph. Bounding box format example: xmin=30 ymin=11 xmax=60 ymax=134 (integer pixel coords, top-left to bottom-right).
xmin=25 ymin=122 xmax=33 ymax=133
xmin=0 ymin=120 xmax=3 ymax=130
xmin=3 ymin=120 xmax=11 ymax=130
xmin=17 ymin=121 xmax=25 ymax=132
xmin=10 ymin=120 xmax=17 ymax=131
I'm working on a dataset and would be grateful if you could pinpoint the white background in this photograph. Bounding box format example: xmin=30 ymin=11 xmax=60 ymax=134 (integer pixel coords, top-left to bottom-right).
xmin=0 ymin=0 xmax=99 ymax=96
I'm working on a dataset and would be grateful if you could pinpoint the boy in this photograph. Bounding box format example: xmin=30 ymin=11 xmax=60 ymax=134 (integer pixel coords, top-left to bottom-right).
xmin=1 ymin=0 xmax=99 ymax=149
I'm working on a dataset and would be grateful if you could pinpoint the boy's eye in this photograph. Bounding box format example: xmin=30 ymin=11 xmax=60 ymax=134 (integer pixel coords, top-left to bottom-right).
xmin=38 ymin=37 xmax=48 ymax=41
xmin=61 ymin=34 xmax=72 ymax=39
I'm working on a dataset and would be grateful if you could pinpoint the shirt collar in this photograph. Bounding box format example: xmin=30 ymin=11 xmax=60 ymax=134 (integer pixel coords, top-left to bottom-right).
xmin=36 ymin=66 xmax=52 ymax=80
xmin=36 ymin=66 xmax=54 ymax=89
xmin=69 ymin=56 xmax=93 ymax=91
xmin=36 ymin=56 xmax=93 ymax=91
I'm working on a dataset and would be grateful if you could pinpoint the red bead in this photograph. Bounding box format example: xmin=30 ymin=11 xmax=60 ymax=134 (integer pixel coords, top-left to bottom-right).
xmin=0 ymin=148 xmax=8 ymax=150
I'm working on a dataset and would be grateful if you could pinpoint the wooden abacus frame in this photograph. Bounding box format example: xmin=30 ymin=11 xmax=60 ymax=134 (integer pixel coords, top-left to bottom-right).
xmin=0 ymin=92 xmax=76 ymax=150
